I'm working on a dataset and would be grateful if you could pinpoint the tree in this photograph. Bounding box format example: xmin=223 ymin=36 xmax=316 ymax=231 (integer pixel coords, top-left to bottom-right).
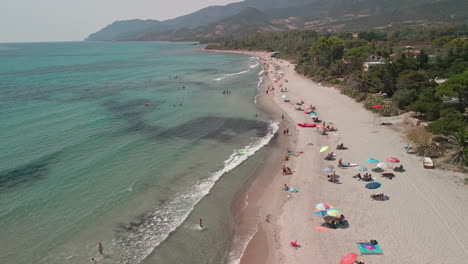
xmin=392 ymin=89 xmax=418 ymax=108
xmin=396 ymin=71 xmax=434 ymax=92
xmin=310 ymin=36 xmax=344 ymax=67
xmin=446 ymin=130 xmax=468 ymax=165
xmin=436 ymin=71 xmax=468 ymax=110
xmin=344 ymin=46 xmax=370 ymax=70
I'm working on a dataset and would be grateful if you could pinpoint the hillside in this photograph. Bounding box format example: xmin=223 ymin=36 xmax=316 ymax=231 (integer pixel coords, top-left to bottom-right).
xmin=85 ymin=0 xmax=468 ymax=42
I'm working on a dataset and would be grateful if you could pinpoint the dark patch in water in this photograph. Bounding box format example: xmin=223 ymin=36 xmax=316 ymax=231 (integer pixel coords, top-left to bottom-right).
xmin=0 ymin=152 xmax=60 ymax=190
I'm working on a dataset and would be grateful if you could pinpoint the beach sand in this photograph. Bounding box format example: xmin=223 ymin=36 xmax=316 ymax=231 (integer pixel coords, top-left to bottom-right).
xmin=204 ymin=49 xmax=468 ymax=264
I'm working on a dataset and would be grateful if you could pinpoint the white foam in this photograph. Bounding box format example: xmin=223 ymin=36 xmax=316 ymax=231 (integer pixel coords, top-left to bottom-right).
xmin=116 ymin=122 xmax=280 ymax=264
xmin=254 ymin=76 xmax=264 ymax=104
xmin=214 ymin=69 xmax=250 ymax=81
xmin=249 ymin=63 xmax=259 ymax=69
xmin=227 ymin=225 xmax=259 ymax=264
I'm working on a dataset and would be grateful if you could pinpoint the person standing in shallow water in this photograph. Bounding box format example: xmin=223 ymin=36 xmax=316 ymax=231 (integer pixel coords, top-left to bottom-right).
xmin=199 ymin=219 xmax=203 ymax=228
xmin=98 ymin=242 xmax=103 ymax=255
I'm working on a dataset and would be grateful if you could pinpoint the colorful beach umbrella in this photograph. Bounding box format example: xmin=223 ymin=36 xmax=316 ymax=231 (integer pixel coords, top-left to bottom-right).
xmin=325 ymin=121 xmax=333 ymax=124
xmin=365 ymin=182 xmax=381 ymax=189
xmin=387 ymin=157 xmax=400 ymax=163
xmin=314 ymin=210 xmax=327 ymax=217
xmin=319 ymin=146 xmax=329 ymax=153
xmin=366 ymin=158 xmax=379 ymax=163
xmin=282 ymin=95 xmax=288 ymax=99
xmin=355 ymin=165 xmax=367 ymax=171
xmin=340 ymin=253 xmax=358 ymax=264
xmin=309 ymin=112 xmax=317 ymax=116
xmin=316 ymin=203 xmax=334 ymax=210
xmin=323 ymin=168 xmax=333 ymax=173
xmin=326 ymin=208 xmax=342 ymax=217
xmin=372 ymin=105 xmax=383 ymax=109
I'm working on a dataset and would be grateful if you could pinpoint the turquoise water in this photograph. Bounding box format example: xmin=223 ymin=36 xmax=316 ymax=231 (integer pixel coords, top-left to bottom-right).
xmin=0 ymin=42 xmax=275 ymax=263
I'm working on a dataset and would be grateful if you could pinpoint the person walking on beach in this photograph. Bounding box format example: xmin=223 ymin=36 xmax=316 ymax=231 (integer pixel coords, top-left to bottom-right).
xmin=98 ymin=242 xmax=103 ymax=255
xmin=199 ymin=219 xmax=203 ymax=228
xmin=282 ymin=114 xmax=284 ymax=120
xmin=286 ymin=128 xmax=289 ymax=135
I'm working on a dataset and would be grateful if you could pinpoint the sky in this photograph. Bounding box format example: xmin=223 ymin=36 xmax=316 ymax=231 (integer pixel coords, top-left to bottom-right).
xmin=0 ymin=0 xmax=240 ymax=42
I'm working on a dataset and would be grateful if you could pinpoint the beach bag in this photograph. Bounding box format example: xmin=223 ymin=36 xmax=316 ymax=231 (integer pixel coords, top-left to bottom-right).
xmin=370 ymin=240 xmax=378 ymax=245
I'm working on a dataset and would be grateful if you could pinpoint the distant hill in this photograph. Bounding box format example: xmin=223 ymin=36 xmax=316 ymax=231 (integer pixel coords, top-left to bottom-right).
xmin=86 ymin=0 xmax=319 ymax=41
xmin=85 ymin=19 xmax=163 ymax=41
xmin=85 ymin=0 xmax=468 ymax=42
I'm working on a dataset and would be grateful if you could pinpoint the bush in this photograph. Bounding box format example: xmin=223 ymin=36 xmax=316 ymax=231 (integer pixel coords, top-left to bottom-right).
xmin=392 ymin=89 xmax=418 ymax=108
xmin=427 ymin=108 xmax=467 ymax=135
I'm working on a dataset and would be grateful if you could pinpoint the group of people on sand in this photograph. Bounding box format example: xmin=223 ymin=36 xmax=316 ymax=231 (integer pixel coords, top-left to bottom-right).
xmin=356 ymin=173 xmax=372 ymax=181
xmin=327 ymin=214 xmax=346 ymax=229
xmin=283 ymin=165 xmax=293 ymax=175
xmin=283 ymin=128 xmax=290 ymax=136
xmin=222 ymin=90 xmax=231 ymax=95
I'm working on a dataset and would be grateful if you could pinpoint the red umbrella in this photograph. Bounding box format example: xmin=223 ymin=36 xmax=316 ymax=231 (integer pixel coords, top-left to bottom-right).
xmin=372 ymin=105 xmax=382 ymax=109
xmin=340 ymin=252 xmax=358 ymax=264
xmin=387 ymin=157 xmax=400 ymax=163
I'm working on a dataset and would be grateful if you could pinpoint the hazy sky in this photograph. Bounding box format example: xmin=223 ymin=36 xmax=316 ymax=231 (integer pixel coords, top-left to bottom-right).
xmin=0 ymin=0 xmax=240 ymax=42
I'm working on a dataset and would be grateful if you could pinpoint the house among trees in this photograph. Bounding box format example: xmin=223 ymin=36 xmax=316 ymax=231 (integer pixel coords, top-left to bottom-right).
xmin=363 ymin=54 xmax=385 ymax=71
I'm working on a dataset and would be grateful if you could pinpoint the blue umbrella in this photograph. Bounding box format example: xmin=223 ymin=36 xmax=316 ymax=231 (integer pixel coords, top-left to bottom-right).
xmin=366 ymin=158 xmax=379 ymax=163
xmin=323 ymin=168 xmax=333 ymax=173
xmin=365 ymin=182 xmax=381 ymax=189
xmin=355 ymin=166 xmax=367 ymax=171
xmin=313 ymin=210 xmax=327 ymax=217
xmin=309 ymin=112 xmax=317 ymax=116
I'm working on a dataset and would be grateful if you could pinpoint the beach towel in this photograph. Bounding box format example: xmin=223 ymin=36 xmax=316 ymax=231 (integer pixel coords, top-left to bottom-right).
xmin=284 ymin=188 xmax=299 ymax=193
xmin=357 ymin=242 xmax=383 ymax=255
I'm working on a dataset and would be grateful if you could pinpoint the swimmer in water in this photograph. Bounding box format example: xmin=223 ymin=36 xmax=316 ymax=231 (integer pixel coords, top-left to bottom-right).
xmin=98 ymin=242 xmax=103 ymax=255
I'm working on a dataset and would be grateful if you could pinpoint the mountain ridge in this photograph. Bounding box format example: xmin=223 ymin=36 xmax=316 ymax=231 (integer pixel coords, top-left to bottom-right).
xmin=85 ymin=0 xmax=468 ymax=42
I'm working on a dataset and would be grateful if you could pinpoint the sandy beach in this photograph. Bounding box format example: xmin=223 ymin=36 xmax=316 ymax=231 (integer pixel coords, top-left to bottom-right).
xmin=205 ymin=49 xmax=468 ymax=264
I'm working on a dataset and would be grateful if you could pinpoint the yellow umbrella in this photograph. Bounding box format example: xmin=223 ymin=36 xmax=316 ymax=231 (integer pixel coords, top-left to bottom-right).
xmin=326 ymin=208 xmax=342 ymax=217
xmin=319 ymin=146 xmax=329 ymax=153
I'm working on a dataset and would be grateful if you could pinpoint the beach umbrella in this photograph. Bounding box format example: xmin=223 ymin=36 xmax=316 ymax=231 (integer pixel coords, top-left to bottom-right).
xmin=313 ymin=210 xmax=327 ymax=217
xmin=326 ymin=208 xmax=342 ymax=217
xmin=377 ymin=162 xmax=389 ymax=169
xmin=316 ymin=124 xmax=324 ymax=128
xmin=387 ymin=157 xmax=400 ymax=163
xmin=282 ymin=95 xmax=288 ymax=99
xmin=372 ymin=105 xmax=383 ymax=109
xmin=366 ymin=158 xmax=379 ymax=163
xmin=322 ymin=168 xmax=333 ymax=173
xmin=304 ymin=105 xmax=311 ymax=110
xmin=316 ymin=203 xmax=334 ymax=210
xmin=309 ymin=112 xmax=317 ymax=116
xmin=340 ymin=253 xmax=358 ymax=264
xmin=355 ymin=166 xmax=367 ymax=171
xmin=319 ymin=146 xmax=329 ymax=153
xmin=365 ymin=182 xmax=381 ymax=189
xmin=325 ymin=121 xmax=333 ymax=124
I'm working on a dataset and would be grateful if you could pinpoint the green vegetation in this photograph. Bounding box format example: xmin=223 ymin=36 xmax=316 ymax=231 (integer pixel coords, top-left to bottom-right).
xmin=208 ymin=24 xmax=467 ymax=166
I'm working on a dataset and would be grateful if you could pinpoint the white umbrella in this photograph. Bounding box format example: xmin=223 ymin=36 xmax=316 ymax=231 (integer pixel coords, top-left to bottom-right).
xmin=376 ymin=162 xmax=389 ymax=169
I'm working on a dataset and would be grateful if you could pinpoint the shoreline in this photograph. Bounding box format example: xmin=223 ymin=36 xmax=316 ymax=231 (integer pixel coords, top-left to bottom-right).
xmin=204 ymin=48 xmax=468 ymax=264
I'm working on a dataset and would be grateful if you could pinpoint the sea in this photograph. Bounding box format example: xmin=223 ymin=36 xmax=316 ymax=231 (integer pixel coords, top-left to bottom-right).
xmin=0 ymin=41 xmax=277 ymax=264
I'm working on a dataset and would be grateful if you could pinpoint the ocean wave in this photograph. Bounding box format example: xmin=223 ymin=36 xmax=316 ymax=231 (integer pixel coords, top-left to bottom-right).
xmin=115 ymin=121 xmax=279 ymax=264
xmin=249 ymin=63 xmax=259 ymax=69
xmin=214 ymin=69 xmax=250 ymax=81
xmin=254 ymin=76 xmax=264 ymax=104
